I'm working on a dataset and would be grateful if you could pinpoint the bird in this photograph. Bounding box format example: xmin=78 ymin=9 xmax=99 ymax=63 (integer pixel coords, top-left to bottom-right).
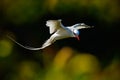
xmin=7 ymin=19 xmax=93 ymax=50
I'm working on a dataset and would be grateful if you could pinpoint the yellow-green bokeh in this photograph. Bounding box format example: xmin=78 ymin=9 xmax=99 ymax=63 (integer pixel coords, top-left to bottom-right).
xmin=0 ymin=39 xmax=13 ymax=57
xmin=2 ymin=0 xmax=120 ymax=24
xmin=3 ymin=0 xmax=44 ymax=24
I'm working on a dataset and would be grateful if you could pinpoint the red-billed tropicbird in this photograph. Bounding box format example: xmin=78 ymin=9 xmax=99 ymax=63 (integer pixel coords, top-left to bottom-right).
xmin=7 ymin=19 xmax=93 ymax=50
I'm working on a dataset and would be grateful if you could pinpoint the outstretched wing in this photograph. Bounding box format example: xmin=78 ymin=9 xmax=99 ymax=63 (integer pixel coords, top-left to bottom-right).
xmin=67 ymin=23 xmax=93 ymax=31
xmin=46 ymin=19 xmax=62 ymax=34
xmin=72 ymin=23 xmax=93 ymax=30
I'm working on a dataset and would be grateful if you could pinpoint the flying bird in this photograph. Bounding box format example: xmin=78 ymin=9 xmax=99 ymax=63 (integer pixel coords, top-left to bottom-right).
xmin=7 ymin=19 xmax=93 ymax=50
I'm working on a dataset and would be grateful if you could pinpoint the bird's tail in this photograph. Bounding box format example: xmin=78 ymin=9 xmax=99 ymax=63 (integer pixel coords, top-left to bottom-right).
xmin=7 ymin=35 xmax=43 ymax=50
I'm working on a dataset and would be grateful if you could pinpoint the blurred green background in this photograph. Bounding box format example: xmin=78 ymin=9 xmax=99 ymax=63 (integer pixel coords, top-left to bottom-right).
xmin=0 ymin=0 xmax=120 ymax=80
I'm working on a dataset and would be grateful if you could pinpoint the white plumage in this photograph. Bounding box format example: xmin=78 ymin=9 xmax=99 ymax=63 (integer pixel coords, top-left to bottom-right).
xmin=8 ymin=19 xmax=93 ymax=50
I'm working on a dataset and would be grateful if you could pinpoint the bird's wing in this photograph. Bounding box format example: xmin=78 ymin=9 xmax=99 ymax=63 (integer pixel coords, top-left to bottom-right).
xmin=73 ymin=23 xmax=93 ymax=30
xmin=47 ymin=20 xmax=62 ymax=34
xmin=49 ymin=26 xmax=56 ymax=34
xmin=66 ymin=26 xmax=73 ymax=30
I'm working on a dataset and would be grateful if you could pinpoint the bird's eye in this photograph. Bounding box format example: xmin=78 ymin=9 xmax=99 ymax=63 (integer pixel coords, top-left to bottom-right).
xmin=74 ymin=29 xmax=80 ymax=35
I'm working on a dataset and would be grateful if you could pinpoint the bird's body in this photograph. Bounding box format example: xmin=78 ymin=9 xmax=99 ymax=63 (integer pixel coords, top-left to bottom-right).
xmin=8 ymin=19 xmax=93 ymax=50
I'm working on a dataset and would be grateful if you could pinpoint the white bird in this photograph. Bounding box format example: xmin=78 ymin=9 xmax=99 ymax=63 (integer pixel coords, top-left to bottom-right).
xmin=7 ymin=19 xmax=93 ymax=50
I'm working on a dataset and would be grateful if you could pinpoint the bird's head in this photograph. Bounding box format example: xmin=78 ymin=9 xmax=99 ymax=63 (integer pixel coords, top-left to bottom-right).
xmin=73 ymin=29 xmax=80 ymax=40
xmin=72 ymin=23 xmax=93 ymax=40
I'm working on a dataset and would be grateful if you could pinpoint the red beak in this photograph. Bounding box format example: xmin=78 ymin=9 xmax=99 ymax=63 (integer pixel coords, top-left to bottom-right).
xmin=75 ymin=35 xmax=80 ymax=40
